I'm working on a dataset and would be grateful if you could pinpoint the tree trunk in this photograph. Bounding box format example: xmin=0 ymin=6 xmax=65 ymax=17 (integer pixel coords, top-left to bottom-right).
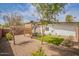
xmin=41 ymin=25 xmax=44 ymax=45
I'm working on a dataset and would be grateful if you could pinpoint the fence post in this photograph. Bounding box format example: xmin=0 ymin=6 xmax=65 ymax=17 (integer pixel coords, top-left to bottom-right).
xmin=75 ymin=26 xmax=79 ymax=42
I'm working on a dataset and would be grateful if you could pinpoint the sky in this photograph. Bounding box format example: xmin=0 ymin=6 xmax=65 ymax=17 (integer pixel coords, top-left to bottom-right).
xmin=0 ymin=3 xmax=79 ymax=24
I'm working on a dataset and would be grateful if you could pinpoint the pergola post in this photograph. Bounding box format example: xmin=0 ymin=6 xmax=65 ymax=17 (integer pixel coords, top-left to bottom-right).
xmin=24 ymin=24 xmax=26 ymax=37
xmin=13 ymin=32 xmax=16 ymax=45
xmin=31 ymin=23 xmax=32 ymax=38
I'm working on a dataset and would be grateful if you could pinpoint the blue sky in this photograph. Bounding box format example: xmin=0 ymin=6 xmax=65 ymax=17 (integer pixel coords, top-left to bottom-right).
xmin=57 ymin=3 xmax=79 ymax=22
xmin=0 ymin=3 xmax=79 ymax=24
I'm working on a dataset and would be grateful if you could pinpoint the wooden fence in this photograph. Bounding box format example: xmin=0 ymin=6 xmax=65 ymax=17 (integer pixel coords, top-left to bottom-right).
xmin=0 ymin=24 xmax=32 ymax=39
xmin=10 ymin=24 xmax=32 ymax=36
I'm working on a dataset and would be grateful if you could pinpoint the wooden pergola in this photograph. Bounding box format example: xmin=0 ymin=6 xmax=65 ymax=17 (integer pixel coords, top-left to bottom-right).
xmin=10 ymin=23 xmax=33 ymax=45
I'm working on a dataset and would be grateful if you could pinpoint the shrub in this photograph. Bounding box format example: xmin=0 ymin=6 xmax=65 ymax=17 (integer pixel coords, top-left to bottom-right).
xmin=32 ymin=47 xmax=46 ymax=56
xmin=33 ymin=33 xmax=38 ymax=36
xmin=62 ymin=36 xmax=74 ymax=47
xmin=33 ymin=33 xmax=41 ymax=37
xmin=62 ymin=40 xmax=74 ymax=47
xmin=37 ymin=35 xmax=64 ymax=46
xmin=50 ymin=37 xmax=64 ymax=46
xmin=5 ymin=32 xmax=13 ymax=40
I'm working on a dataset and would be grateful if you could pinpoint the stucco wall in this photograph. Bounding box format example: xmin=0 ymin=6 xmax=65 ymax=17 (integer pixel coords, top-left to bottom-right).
xmin=44 ymin=24 xmax=76 ymax=36
xmin=0 ymin=29 xmax=2 ymax=38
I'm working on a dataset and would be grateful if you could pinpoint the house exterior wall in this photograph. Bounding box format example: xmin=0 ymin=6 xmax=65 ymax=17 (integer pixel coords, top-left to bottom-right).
xmin=44 ymin=24 xmax=76 ymax=36
xmin=33 ymin=23 xmax=79 ymax=42
xmin=34 ymin=24 xmax=76 ymax=36
xmin=44 ymin=24 xmax=78 ymax=42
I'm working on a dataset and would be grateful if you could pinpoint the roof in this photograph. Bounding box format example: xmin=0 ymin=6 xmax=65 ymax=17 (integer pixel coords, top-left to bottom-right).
xmin=25 ymin=21 xmax=79 ymax=26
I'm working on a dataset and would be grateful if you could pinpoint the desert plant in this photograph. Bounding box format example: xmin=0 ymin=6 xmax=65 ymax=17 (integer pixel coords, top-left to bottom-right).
xmin=5 ymin=32 xmax=13 ymax=40
xmin=61 ymin=36 xmax=74 ymax=47
xmin=32 ymin=47 xmax=46 ymax=56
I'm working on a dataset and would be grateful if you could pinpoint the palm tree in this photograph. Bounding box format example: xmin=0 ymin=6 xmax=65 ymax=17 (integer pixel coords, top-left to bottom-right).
xmin=32 ymin=3 xmax=66 ymax=45
xmin=65 ymin=15 xmax=73 ymax=22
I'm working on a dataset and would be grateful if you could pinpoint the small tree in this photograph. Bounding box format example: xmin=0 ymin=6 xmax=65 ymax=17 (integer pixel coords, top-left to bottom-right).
xmin=32 ymin=3 xmax=66 ymax=45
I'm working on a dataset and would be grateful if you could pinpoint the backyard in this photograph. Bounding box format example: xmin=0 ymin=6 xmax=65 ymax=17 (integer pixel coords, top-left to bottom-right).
xmin=0 ymin=30 xmax=79 ymax=56
xmin=0 ymin=3 xmax=79 ymax=56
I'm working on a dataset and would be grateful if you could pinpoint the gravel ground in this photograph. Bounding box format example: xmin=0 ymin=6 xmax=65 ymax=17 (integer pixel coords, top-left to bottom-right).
xmin=0 ymin=35 xmax=79 ymax=56
xmin=10 ymin=35 xmax=41 ymax=56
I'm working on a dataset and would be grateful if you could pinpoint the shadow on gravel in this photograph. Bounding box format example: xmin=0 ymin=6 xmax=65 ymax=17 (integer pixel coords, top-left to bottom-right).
xmin=16 ymin=40 xmax=33 ymax=45
xmin=48 ymin=44 xmax=79 ymax=56
xmin=0 ymin=38 xmax=14 ymax=56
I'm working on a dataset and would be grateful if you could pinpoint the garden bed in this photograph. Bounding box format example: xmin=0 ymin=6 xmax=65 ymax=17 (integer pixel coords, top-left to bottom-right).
xmin=37 ymin=34 xmax=64 ymax=46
